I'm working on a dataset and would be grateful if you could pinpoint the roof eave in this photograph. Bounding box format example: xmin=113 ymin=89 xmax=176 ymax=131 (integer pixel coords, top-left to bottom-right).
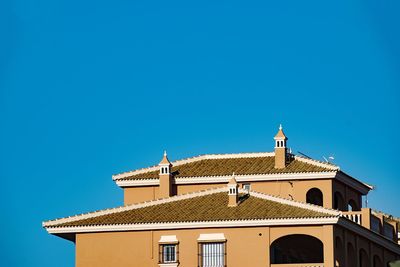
xmin=335 ymin=171 xmax=372 ymax=195
xmin=115 ymin=171 xmax=339 ymax=187
xmin=44 ymin=217 xmax=340 ymax=234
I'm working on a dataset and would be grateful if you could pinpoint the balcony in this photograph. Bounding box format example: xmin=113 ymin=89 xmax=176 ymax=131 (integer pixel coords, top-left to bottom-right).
xmin=343 ymin=210 xmax=363 ymax=225
xmin=342 ymin=208 xmax=399 ymax=242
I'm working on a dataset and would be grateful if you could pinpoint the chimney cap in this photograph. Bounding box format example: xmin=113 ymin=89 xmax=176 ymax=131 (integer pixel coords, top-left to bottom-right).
xmin=274 ymin=124 xmax=287 ymax=140
xmin=159 ymin=150 xmax=171 ymax=165
xmin=228 ymin=173 xmax=237 ymax=185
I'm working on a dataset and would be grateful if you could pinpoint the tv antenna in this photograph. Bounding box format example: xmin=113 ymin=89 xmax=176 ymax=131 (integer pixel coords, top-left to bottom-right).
xmin=297 ymin=151 xmax=311 ymax=159
xmin=322 ymin=155 xmax=335 ymax=163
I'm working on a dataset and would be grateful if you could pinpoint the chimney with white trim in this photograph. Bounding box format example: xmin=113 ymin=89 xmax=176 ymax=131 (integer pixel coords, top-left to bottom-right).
xmin=159 ymin=151 xmax=173 ymax=198
xmin=228 ymin=175 xmax=238 ymax=207
xmin=274 ymin=124 xmax=288 ymax=169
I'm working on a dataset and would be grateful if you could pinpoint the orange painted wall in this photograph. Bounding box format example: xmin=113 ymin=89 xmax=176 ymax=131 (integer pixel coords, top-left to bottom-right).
xmin=75 ymin=225 xmax=336 ymax=267
xmin=123 ymin=179 xmax=341 ymax=210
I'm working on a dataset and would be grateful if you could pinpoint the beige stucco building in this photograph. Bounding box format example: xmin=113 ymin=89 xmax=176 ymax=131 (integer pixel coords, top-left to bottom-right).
xmin=44 ymin=126 xmax=400 ymax=267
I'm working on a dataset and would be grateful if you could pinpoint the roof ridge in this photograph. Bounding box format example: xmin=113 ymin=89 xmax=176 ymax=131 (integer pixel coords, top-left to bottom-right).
xmin=243 ymin=189 xmax=341 ymax=217
xmin=294 ymin=155 xmax=339 ymax=170
xmin=112 ymin=152 xmax=275 ymax=180
xmin=43 ymin=186 xmax=227 ymax=227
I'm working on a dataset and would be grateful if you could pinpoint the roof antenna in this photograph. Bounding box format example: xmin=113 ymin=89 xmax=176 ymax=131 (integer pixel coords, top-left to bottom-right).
xmin=323 ymin=155 xmax=335 ymax=163
xmin=297 ymin=151 xmax=311 ymax=159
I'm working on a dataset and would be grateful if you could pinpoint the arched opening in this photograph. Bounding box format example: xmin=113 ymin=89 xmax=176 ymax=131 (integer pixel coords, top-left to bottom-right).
xmin=270 ymin=234 xmax=323 ymax=264
xmin=335 ymin=237 xmax=344 ymax=267
xmin=334 ymin=192 xmax=345 ymax=210
xmin=373 ymin=255 xmax=382 ymax=267
xmin=359 ymin=249 xmax=370 ymax=267
xmin=348 ymin=199 xmax=359 ymax=211
xmin=306 ymin=188 xmax=323 ymax=206
xmin=347 ymin=243 xmax=356 ymax=267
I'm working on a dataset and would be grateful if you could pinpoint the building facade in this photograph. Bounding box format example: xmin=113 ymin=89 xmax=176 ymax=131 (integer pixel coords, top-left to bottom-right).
xmin=44 ymin=127 xmax=400 ymax=267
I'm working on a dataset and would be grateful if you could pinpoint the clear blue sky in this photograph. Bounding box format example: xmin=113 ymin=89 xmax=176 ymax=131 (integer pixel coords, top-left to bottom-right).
xmin=1 ymin=0 xmax=399 ymax=266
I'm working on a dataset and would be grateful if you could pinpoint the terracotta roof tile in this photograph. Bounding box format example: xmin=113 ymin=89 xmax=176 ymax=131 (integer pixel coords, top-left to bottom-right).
xmin=48 ymin=192 xmax=334 ymax=228
xmin=118 ymin=156 xmax=334 ymax=181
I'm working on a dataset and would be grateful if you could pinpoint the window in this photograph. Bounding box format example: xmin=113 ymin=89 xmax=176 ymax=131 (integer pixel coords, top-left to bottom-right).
xmin=158 ymin=235 xmax=178 ymax=265
xmin=243 ymin=183 xmax=251 ymax=192
xmin=371 ymin=216 xmax=381 ymax=233
xmin=383 ymin=222 xmax=394 ymax=240
xmin=198 ymin=242 xmax=226 ymax=267
xmin=159 ymin=244 xmax=178 ymax=264
xmin=306 ymin=188 xmax=323 ymax=206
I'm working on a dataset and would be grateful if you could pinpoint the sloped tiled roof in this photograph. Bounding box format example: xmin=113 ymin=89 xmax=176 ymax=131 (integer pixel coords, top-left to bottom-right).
xmin=44 ymin=188 xmax=338 ymax=229
xmin=114 ymin=154 xmax=338 ymax=181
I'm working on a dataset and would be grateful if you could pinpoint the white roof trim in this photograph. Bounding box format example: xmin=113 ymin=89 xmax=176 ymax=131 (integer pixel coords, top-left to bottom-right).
xmin=43 ymin=186 xmax=339 ymax=228
xmin=246 ymin=189 xmax=341 ymax=216
xmin=159 ymin=235 xmax=178 ymax=243
xmin=112 ymin=152 xmax=276 ymax=180
xmin=115 ymin=171 xmax=338 ymax=187
xmin=45 ymin=217 xmax=339 ymax=234
xmin=294 ymin=155 xmax=339 ymax=170
xmin=197 ymin=233 xmax=226 ymax=242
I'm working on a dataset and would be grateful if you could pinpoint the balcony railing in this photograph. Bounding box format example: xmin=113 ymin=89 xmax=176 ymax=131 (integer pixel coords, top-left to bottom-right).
xmin=271 ymin=264 xmax=324 ymax=267
xmin=343 ymin=211 xmax=362 ymax=225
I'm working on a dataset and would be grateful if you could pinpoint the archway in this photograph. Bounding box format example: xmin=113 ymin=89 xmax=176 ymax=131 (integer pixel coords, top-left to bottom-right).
xmin=306 ymin=188 xmax=323 ymax=206
xmin=373 ymin=255 xmax=383 ymax=267
xmin=334 ymin=191 xmax=345 ymax=210
xmin=359 ymin=248 xmax=370 ymax=267
xmin=335 ymin=237 xmax=344 ymax=267
xmin=348 ymin=199 xmax=359 ymax=211
xmin=347 ymin=243 xmax=357 ymax=267
xmin=270 ymin=234 xmax=323 ymax=264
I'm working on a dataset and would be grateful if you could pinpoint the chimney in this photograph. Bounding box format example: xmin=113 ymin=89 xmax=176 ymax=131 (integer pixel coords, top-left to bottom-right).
xmin=159 ymin=151 xmax=173 ymax=198
xmin=274 ymin=124 xmax=288 ymax=169
xmin=228 ymin=175 xmax=238 ymax=207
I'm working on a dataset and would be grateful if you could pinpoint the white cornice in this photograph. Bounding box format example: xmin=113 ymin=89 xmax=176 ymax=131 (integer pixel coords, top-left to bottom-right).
xmin=115 ymin=171 xmax=338 ymax=187
xmin=45 ymin=217 xmax=339 ymax=234
xmin=248 ymin=190 xmax=341 ymax=216
xmin=117 ymin=179 xmax=160 ymax=186
xmin=197 ymin=233 xmax=226 ymax=242
xmin=294 ymin=155 xmax=339 ymax=170
xmin=112 ymin=152 xmax=275 ymax=180
xmin=338 ymin=218 xmax=400 ymax=254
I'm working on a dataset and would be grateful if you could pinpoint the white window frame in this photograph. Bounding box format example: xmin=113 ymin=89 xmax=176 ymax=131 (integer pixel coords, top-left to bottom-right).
xmin=159 ymin=235 xmax=179 ymax=267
